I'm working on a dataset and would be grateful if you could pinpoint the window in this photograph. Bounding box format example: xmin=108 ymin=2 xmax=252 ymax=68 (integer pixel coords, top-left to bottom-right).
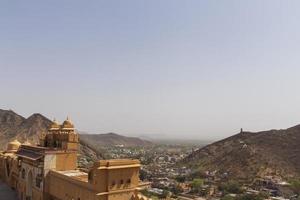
xmin=88 ymin=172 xmax=93 ymax=182
xmin=6 ymin=162 xmax=10 ymax=177
xmin=112 ymin=180 xmax=116 ymax=186
xmin=127 ymin=179 xmax=131 ymax=184
xmin=120 ymin=179 xmax=124 ymax=185
xmin=36 ymin=177 xmax=42 ymax=188
xmin=21 ymin=169 xmax=25 ymax=179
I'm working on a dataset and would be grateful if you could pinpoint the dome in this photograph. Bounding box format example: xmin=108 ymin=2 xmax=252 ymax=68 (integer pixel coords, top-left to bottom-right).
xmin=7 ymin=139 xmax=21 ymax=152
xmin=62 ymin=117 xmax=74 ymax=130
xmin=49 ymin=118 xmax=60 ymax=130
xmin=23 ymin=140 xmax=31 ymax=145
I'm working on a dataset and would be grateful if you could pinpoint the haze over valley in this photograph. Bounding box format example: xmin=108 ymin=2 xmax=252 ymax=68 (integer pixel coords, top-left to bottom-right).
xmin=1 ymin=1 xmax=300 ymax=199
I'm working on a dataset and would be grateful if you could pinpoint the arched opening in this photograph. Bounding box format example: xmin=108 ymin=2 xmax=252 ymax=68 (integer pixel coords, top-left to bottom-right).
xmin=26 ymin=170 xmax=33 ymax=200
xmin=5 ymin=159 xmax=10 ymax=178
xmin=22 ymin=168 xmax=26 ymax=179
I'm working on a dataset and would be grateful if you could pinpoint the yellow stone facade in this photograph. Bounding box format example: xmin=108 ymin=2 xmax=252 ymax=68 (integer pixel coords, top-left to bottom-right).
xmin=0 ymin=118 xmax=150 ymax=200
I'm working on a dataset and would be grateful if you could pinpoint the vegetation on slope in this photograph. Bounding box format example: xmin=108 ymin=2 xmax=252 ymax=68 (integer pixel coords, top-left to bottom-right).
xmin=183 ymin=125 xmax=300 ymax=181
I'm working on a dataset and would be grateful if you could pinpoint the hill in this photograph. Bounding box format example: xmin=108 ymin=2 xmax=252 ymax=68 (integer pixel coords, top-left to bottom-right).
xmin=0 ymin=109 xmax=152 ymax=167
xmin=0 ymin=109 xmax=105 ymax=167
xmin=0 ymin=109 xmax=51 ymax=147
xmin=183 ymin=125 xmax=300 ymax=182
xmin=80 ymin=132 xmax=152 ymax=147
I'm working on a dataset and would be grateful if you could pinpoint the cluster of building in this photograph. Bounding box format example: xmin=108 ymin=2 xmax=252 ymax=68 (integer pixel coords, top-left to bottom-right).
xmin=0 ymin=118 xmax=150 ymax=200
xmin=86 ymin=139 xmax=195 ymax=199
xmin=141 ymin=150 xmax=191 ymax=185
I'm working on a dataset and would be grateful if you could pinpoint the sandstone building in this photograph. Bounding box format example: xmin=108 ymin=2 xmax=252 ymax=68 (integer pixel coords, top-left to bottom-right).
xmin=0 ymin=118 xmax=149 ymax=200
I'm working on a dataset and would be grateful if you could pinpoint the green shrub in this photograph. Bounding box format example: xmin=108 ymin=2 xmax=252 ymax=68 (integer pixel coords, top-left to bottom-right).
xmin=221 ymin=195 xmax=236 ymax=200
xmin=219 ymin=181 xmax=243 ymax=194
xmin=290 ymin=179 xmax=300 ymax=194
xmin=236 ymin=194 xmax=264 ymax=200
xmin=175 ymin=175 xmax=186 ymax=183
xmin=191 ymin=178 xmax=204 ymax=193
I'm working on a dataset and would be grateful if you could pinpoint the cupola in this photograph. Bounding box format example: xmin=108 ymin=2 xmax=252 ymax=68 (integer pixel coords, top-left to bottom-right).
xmin=62 ymin=116 xmax=75 ymax=130
xmin=6 ymin=139 xmax=21 ymax=152
xmin=49 ymin=118 xmax=60 ymax=130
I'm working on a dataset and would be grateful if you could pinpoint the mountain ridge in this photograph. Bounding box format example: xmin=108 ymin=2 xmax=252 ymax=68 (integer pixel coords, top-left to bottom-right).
xmin=183 ymin=125 xmax=300 ymax=181
xmin=0 ymin=109 xmax=151 ymax=167
xmin=80 ymin=132 xmax=152 ymax=147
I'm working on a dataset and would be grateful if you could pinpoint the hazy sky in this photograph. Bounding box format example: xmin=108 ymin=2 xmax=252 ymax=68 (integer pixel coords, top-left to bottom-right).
xmin=1 ymin=1 xmax=300 ymax=140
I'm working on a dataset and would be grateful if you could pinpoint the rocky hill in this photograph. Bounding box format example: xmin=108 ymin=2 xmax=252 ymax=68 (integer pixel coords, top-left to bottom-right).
xmin=0 ymin=109 xmax=51 ymax=147
xmin=0 ymin=109 xmax=152 ymax=167
xmin=0 ymin=109 xmax=105 ymax=167
xmin=183 ymin=125 xmax=300 ymax=182
xmin=80 ymin=132 xmax=152 ymax=147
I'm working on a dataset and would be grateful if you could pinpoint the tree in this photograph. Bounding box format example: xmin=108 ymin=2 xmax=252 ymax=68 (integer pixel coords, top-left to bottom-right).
xmin=175 ymin=175 xmax=186 ymax=183
xmin=139 ymin=169 xmax=148 ymax=181
xmin=257 ymin=191 xmax=269 ymax=199
xmin=221 ymin=195 xmax=235 ymax=200
xmin=189 ymin=167 xmax=207 ymax=179
xmin=236 ymin=194 xmax=264 ymax=200
xmin=290 ymin=179 xmax=300 ymax=195
xmin=159 ymin=190 xmax=170 ymax=199
xmin=219 ymin=181 xmax=243 ymax=194
xmin=191 ymin=178 xmax=204 ymax=193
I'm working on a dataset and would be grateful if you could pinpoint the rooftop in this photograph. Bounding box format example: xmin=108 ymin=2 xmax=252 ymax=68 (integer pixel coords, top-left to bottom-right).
xmin=55 ymin=170 xmax=88 ymax=182
xmin=94 ymin=159 xmax=141 ymax=169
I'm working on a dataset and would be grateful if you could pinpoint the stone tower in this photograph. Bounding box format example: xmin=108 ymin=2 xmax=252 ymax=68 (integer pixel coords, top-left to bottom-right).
xmin=40 ymin=117 xmax=79 ymax=151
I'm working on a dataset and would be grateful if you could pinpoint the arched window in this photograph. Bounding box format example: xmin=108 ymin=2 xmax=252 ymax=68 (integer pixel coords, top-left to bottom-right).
xmin=88 ymin=171 xmax=93 ymax=182
xmin=21 ymin=169 xmax=26 ymax=179
xmin=26 ymin=171 xmax=33 ymax=198
xmin=36 ymin=176 xmax=42 ymax=188
xmin=6 ymin=162 xmax=10 ymax=177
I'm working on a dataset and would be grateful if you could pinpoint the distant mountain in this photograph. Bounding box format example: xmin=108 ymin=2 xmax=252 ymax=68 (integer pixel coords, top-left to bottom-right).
xmin=0 ymin=109 xmax=152 ymax=167
xmin=0 ymin=109 xmax=51 ymax=147
xmin=183 ymin=125 xmax=300 ymax=181
xmin=80 ymin=132 xmax=152 ymax=147
xmin=0 ymin=109 xmax=104 ymax=168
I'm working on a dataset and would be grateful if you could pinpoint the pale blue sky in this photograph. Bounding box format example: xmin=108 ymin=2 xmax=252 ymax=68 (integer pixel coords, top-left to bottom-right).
xmin=1 ymin=1 xmax=300 ymax=140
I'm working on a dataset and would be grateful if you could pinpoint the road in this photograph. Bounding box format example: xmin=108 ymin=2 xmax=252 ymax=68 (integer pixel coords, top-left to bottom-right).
xmin=0 ymin=180 xmax=18 ymax=200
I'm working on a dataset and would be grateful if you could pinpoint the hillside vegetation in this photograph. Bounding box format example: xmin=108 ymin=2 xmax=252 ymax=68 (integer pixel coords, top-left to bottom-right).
xmin=183 ymin=126 xmax=300 ymax=181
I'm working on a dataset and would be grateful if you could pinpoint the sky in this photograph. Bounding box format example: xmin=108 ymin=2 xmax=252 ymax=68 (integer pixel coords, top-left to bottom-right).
xmin=1 ymin=1 xmax=300 ymax=140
